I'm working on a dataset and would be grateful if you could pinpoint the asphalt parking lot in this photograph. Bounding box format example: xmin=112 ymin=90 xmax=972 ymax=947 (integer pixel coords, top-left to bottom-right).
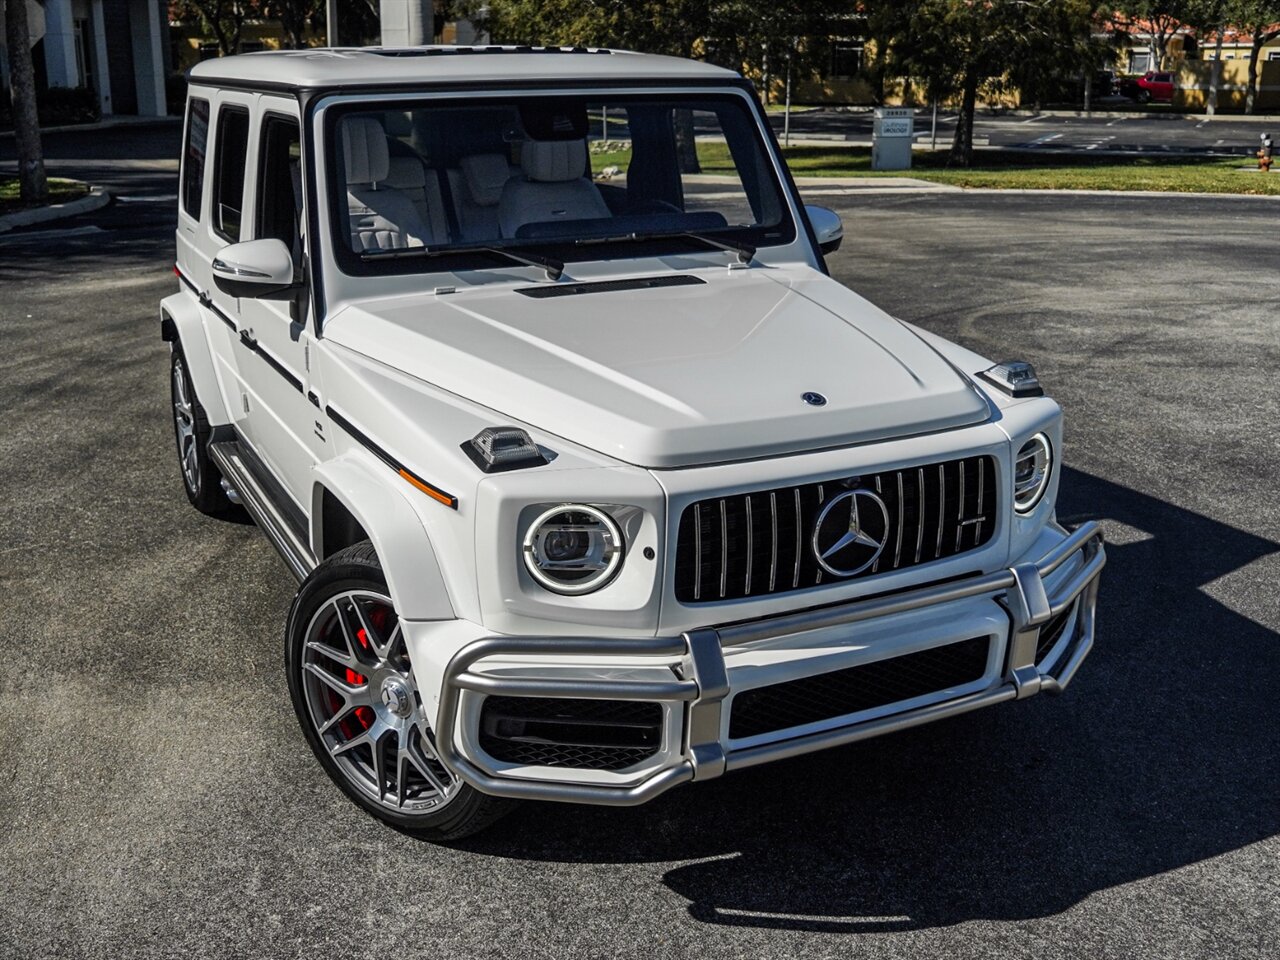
xmin=2 ymin=139 xmax=1279 ymax=958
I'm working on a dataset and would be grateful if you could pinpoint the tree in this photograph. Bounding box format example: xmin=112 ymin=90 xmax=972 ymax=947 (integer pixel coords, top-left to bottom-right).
xmin=1114 ymin=1 xmax=1191 ymax=70
xmin=4 ymin=0 xmax=48 ymax=202
xmin=1227 ymin=0 xmax=1280 ymax=113
xmin=172 ymin=0 xmax=263 ymax=57
xmin=264 ymin=0 xmax=325 ymax=49
xmin=886 ymin=0 xmax=1104 ymax=166
xmin=1182 ymin=0 xmax=1232 ymax=113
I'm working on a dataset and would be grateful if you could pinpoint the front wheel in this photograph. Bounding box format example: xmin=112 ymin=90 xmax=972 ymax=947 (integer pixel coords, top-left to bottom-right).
xmin=285 ymin=541 xmax=515 ymax=840
xmin=1137 ymin=90 xmax=1152 ymax=104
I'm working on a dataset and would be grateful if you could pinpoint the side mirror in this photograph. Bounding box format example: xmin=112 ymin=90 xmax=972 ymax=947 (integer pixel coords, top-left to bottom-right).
xmin=212 ymin=238 xmax=298 ymax=299
xmin=805 ymin=205 xmax=844 ymax=256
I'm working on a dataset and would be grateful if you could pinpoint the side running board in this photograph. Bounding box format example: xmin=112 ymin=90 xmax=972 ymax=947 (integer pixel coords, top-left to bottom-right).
xmin=209 ymin=441 xmax=316 ymax=581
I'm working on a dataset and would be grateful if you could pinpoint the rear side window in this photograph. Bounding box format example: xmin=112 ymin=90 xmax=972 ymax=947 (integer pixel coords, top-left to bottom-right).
xmin=212 ymin=105 xmax=251 ymax=243
xmin=181 ymin=98 xmax=210 ymax=219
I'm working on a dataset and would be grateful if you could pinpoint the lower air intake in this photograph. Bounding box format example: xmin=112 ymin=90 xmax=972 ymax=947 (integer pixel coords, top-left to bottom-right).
xmin=479 ymin=696 xmax=663 ymax=771
xmin=729 ymin=636 xmax=992 ymax=740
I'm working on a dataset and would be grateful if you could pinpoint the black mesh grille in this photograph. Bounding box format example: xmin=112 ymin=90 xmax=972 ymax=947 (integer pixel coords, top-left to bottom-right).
xmin=1035 ymin=602 xmax=1076 ymax=662
xmin=728 ymin=636 xmax=992 ymax=740
xmin=479 ymin=697 xmax=663 ymax=771
xmin=674 ymin=456 xmax=998 ymax=603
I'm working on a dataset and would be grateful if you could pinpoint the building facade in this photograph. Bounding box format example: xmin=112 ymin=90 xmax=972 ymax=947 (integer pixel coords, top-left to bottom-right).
xmin=0 ymin=0 xmax=170 ymax=117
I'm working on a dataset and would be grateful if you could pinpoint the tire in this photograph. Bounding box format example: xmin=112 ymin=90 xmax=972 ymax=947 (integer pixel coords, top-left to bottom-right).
xmin=1137 ymin=90 xmax=1151 ymax=104
xmin=169 ymin=345 xmax=236 ymax=516
xmin=285 ymin=541 xmax=516 ymax=841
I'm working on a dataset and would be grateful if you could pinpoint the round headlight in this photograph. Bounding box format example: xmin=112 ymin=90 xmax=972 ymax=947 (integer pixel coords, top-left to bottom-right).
xmin=1013 ymin=433 xmax=1053 ymax=513
xmin=522 ymin=505 xmax=624 ymax=595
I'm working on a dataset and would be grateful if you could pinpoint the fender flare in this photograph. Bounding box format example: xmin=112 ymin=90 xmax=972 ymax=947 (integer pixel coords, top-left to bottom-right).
xmin=161 ymin=292 xmax=231 ymax=426
xmin=311 ymin=457 xmax=456 ymax=622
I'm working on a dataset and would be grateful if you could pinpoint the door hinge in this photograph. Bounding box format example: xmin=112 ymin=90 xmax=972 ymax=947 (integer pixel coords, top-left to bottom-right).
xmin=304 ymin=343 xmax=310 ymax=372
xmin=242 ymin=393 xmax=250 ymax=414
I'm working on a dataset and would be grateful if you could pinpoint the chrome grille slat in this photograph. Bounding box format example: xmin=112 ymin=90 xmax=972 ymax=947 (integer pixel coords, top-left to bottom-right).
xmin=693 ymin=503 xmax=703 ymax=601
xmin=719 ymin=499 xmax=729 ymax=600
xmin=675 ymin=455 xmax=998 ymax=604
xmin=914 ymin=467 xmax=925 ymax=564
xmin=792 ymin=489 xmax=802 ymax=590
xmin=769 ymin=492 xmax=778 ymax=592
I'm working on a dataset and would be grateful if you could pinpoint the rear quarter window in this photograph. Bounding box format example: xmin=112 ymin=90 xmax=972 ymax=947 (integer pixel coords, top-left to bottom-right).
xmin=181 ymin=98 xmax=210 ymax=220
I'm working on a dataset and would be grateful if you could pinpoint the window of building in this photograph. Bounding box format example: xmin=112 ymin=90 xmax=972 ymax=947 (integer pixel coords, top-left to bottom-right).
xmin=212 ymin=105 xmax=251 ymax=242
xmin=181 ymin=98 xmax=210 ymax=220
xmin=1128 ymin=50 xmax=1152 ymax=73
xmin=1269 ymin=51 xmax=1280 ymax=61
xmin=830 ymin=42 xmax=864 ymax=80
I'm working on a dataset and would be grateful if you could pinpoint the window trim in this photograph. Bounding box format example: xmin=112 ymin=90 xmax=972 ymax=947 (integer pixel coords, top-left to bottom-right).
xmin=211 ymin=102 xmax=252 ymax=245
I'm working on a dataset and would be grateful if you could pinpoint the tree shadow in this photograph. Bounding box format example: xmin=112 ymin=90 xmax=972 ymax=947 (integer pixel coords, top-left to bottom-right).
xmin=458 ymin=466 xmax=1279 ymax=931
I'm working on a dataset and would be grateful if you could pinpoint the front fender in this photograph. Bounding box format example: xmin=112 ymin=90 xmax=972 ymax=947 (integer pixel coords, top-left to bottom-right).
xmin=161 ymin=291 xmax=230 ymax=426
xmin=311 ymin=456 xmax=455 ymax=621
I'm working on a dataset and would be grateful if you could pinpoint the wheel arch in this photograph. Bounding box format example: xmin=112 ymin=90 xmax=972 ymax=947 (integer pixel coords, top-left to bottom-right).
xmin=311 ymin=458 xmax=456 ymax=621
xmin=161 ymin=291 xmax=231 ymax=426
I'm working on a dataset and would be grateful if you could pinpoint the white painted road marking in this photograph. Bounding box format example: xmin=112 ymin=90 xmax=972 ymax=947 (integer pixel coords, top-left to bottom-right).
xmin=116 ymin=194 xmax=178 ymax=203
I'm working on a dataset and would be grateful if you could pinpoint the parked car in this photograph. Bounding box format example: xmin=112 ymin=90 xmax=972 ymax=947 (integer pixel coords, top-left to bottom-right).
xmin=1121 ymin=70 xmax=1175 ymax=104
xmin=164 ymin=46 xmax=1106 ymax=841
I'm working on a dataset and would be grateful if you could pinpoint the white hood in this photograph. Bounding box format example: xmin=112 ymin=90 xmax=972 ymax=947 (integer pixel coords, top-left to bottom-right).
xmin=324 ymin=266 xmax=990 ymax=468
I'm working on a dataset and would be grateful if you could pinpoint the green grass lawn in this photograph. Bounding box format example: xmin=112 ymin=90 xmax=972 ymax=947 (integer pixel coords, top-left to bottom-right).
xmin=0 ymin=176 xmax=89 ymax=215
xmin=590 ymin=141 xmax=1280 ymax=195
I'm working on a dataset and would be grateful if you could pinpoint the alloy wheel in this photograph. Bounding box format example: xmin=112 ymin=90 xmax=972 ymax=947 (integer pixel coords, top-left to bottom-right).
xmin=172 ymin=356 xmax=200 ymax=494
xmin=300 ymin=590 xmax=460 ymax=814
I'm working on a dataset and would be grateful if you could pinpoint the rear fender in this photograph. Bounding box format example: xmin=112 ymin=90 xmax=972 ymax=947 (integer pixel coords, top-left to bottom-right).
xmin=311 ymin=457 xmax=455 ymax=622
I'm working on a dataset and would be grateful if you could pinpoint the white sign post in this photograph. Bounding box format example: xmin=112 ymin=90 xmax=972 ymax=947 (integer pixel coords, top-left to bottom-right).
xmin=872 ymin=107 xmax=915 ymax=171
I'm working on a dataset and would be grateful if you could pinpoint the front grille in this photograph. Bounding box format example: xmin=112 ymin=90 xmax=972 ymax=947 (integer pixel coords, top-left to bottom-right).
xmin=674 ymin=455 xmax=998 ymax=603
xmin=728 ymin=636 xmax=992 ymax=740
xmin=479 ymin=696 xmax=663 ymax=771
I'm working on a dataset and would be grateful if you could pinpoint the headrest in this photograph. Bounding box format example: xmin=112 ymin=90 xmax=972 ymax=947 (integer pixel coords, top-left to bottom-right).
xmin=385 ymin=156 xmax=427 ymax=190
xmin=460 ymin=153 xmax=511 ymax=206
xmin=342 ymin=116 xmax=390 ymax=185
xmin=521 ymin=140 xmax=587 ymax=183
xmin=383 ymin=111 xmax=413 ymax=138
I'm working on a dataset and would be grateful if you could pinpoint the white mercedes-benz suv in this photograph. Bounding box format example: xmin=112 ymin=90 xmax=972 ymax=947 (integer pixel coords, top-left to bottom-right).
xmin=162 ymin=45 xmax=1105 ymax=840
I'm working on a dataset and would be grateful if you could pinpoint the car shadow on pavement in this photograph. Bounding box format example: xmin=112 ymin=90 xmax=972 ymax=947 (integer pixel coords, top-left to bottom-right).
xmin=460 ymin=466 xmax=1279 ymax=931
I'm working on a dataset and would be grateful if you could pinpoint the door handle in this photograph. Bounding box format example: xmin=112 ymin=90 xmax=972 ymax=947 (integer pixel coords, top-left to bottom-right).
xmin=239 ymin=329 xmax=258 ymax=349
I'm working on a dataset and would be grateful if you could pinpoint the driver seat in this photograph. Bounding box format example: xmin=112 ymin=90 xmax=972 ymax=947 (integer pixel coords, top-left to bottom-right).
xmin=497 ymin=140 xmax=610 ymax=238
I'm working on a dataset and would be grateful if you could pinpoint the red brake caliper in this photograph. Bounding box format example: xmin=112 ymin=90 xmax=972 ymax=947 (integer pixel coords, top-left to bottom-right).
xmin=348 ymin=621 xmax=374 ymax=730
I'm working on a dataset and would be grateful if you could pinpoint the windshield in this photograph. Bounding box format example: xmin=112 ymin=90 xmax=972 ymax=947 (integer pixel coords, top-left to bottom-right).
xmin=326 ymin=92 xmax=795 ymax=276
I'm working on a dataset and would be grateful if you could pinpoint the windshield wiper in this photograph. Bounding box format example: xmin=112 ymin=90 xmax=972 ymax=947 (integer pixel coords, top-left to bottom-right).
xmin=577 ymin=231 xmax=756 ymax=264
xmin=361 ymin=244 xmax=564 ymax=281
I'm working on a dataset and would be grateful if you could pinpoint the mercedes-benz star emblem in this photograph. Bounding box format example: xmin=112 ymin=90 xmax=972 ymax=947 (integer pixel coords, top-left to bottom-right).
xmin=802 ymin=392 xmax=827 ymax=406
xmin=810 ymin=489 xmax=891 ymax=577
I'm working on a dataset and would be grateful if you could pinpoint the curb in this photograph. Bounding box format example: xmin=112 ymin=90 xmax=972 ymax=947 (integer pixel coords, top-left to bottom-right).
xmin=0 ymin=115 xmax=179 ymax=139
xmin=0 ymin=185 xmax=111 ymax=233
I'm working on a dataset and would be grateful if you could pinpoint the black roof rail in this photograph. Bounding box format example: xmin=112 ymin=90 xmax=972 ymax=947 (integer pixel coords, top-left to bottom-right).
xmin=366 ymin=46 xmax=613 ymax=58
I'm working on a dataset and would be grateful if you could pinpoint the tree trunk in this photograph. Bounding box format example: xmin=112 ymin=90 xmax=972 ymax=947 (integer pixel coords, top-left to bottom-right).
xmin=673 ymin=108 xmax=700 ymax=174
xmin=4 ymin=0 xmax=48 ymax=203
xmin=1207 ymin=28 xmax=1223 ymax=116
xmin=1246 ymin=32 xmax=1263 ymax=115
xmin=949 ymin=72 xmax=978 ymax=167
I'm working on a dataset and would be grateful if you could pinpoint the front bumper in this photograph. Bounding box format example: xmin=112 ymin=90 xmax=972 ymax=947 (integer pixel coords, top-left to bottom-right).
xmin=433 ymin=521 xmax=1105 ymax=806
